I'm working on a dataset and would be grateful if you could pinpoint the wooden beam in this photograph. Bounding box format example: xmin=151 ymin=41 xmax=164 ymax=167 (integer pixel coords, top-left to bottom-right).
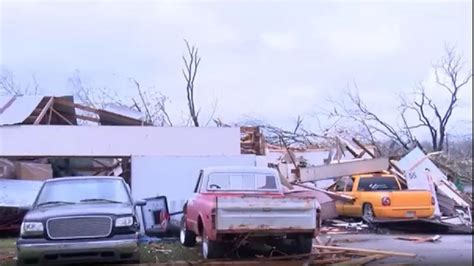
xmin=33 ymin=97 xmax=54 ymax=124
xmin=75 ymin=114 xmax=100 ymax=123
xmin=47 ymin=108 xmax=53 ymax=124
xmin=50 ymin=108 xmax=73 ymax=125
xmin=352 ymin=138 xmax=406 ymax=179
xmin=356 ymin=150 xmax=366 ymax=159
xmin=54 ymin=98 xmax=99 ymax=114
xmin=330 ymin=254 xmax=387 ymax=266
xmin=312 ymin=245 xmax=417 ymax=258
xmin=352 ymin=138 xmax=376 ymax=158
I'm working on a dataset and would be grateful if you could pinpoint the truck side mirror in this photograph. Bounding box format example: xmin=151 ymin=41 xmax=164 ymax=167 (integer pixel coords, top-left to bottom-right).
xmin=135 ymin=200 xmax=146 ymax=206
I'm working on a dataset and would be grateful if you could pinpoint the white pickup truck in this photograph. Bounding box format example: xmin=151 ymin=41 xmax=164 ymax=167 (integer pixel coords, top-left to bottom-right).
xmin=179 ymin=166 xmax=321 ymax=259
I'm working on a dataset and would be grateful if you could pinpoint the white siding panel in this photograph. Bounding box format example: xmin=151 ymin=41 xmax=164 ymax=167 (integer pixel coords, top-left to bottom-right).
xmin=0 ymin=125 xmax=240 ymax=156
xmin=131 ymin=155 xmax=256 ymax=216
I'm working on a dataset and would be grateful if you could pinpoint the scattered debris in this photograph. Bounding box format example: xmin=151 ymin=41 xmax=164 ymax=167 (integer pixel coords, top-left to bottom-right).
xmin=330 ymin=254 xmax=388 ymax=266
xmin=396 ymin=235 xmax=441 ymax=243
xmin=150 ymin=243 xmax=173 ymax=254
xmin=312 ymin=244 xmax=417 ymax=258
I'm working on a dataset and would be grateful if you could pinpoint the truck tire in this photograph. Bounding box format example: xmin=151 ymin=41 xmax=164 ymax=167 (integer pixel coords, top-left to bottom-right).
xmin=202 ymin=231 xmax=222 ymax=259
xmin=363 ymin=203 xmax=375 ymax=223
xmin=180 ymin=215 xmax=196 ymax=247
xmin=295 ymin=234 xmax=313 ymax=254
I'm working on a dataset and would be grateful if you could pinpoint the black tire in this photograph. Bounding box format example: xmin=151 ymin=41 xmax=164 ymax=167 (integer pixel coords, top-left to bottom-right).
xmin=295 ymin=234 xmax=313 ymax=254
xmin=180 ymin=215 xmax=196 ymax=247
xmin=363 ymin=203 xmax=375 ymax=223
xmin=201 ymin=231 xmax=222 ymax=259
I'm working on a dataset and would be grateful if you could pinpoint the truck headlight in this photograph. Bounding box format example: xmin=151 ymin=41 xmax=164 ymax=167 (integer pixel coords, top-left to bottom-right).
xmin=20 ymin=222 xmax=44 ymax=236
xmin=115 ymin=216 xmax=134 ymax=227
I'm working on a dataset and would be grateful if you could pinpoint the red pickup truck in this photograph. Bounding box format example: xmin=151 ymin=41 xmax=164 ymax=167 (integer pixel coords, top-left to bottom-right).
xmin=179 ymin=166 xmax=321 ymax=259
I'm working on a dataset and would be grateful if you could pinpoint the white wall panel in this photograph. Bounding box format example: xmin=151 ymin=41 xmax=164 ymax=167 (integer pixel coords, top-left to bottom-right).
xmin=0 ymin=125 xmax=240 ymax=156
xmin=131 ymin=155 xmax=256 ymax=216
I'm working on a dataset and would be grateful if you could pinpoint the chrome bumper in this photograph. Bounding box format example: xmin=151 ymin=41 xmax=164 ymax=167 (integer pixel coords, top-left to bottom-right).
xmin=17 ymin=235 xmax=138 ymax=263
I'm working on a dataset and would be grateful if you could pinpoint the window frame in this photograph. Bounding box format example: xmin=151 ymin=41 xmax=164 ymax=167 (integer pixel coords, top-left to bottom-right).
xmin=205 ymin=172 xmax=280 ymax=192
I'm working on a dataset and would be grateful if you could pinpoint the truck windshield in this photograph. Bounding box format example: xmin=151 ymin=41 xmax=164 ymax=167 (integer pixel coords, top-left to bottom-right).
xmin=35 ymin=179 xmax=131 ymax=207
xmin=207 ymin=173 xmax=278 ymax=191
xmin=357 ymin=176 xmax=400 ymax=191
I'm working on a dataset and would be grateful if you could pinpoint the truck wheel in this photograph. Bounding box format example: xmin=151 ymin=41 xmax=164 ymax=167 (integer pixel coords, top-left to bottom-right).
xmin=363 ymin=203 xmax=375 ymax=223
xmin=202 ymin=231 xmax=222 ymax=259
xmin=295 ymin=234 xmax=313 ymax=254
xmin=180 ymin=215 xmax=196 ymax=247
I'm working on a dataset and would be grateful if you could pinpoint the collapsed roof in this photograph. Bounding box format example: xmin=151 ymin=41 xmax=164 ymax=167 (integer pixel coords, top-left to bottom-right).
xmin=0 ymin=95 xmax=151 ymax=126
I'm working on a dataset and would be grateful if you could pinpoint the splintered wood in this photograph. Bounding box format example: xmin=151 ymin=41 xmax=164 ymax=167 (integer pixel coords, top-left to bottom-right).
xmin=248 ymin=244 xmax=415 ymax=266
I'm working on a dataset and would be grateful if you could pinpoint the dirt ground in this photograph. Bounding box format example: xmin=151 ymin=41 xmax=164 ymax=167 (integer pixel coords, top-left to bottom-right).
xmin=0 ymin=233 xmax=472 ymax=265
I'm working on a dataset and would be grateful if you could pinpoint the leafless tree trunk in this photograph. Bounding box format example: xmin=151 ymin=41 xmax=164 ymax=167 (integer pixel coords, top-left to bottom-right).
xmin=182 ymin=39 xmax=201 ymax=127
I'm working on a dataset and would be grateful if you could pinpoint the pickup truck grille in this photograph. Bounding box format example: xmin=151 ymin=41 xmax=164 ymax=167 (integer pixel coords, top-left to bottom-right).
xmin=47 ymin=216 xmax=112 ymax=240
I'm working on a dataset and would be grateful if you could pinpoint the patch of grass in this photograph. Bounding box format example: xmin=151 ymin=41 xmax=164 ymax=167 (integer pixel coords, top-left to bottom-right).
xmin=0 ymin=238 xmax=16 ymax=266
xmin=140 ymin=240 xmax=201 ymax=263
xmin=0 ymin=238 xmax=15 ymax=250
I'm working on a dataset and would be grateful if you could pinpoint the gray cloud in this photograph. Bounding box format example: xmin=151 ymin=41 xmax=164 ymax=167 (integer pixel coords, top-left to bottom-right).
xmin=0 ymin=0 xmax=471 ymax=136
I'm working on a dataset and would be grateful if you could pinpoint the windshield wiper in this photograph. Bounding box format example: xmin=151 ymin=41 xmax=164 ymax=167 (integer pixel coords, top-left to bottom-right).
xmin=36 ymin=201 xmax=76 ymax=207
xmin=80 ymin=198 xmax=123 ymax=204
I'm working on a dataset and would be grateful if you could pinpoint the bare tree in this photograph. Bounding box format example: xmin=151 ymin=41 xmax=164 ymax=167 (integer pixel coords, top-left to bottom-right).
xmin=182 ymin=39 xmax=201 ymax=127
xmin=239 ymin=116 xmax=333 ymax=148
xmin=330 ymin=45 xmax=472 ymax=154
xmin=69 ymin=72 xmax=173 ymax=126
xmin=401 ymin=45 xmax=472 ymax=151
xmin=0 ymin=69 xmax=40 ymax=96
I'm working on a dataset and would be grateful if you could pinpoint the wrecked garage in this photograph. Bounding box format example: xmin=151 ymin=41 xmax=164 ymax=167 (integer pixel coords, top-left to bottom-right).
xmin=0 ymin=95 xmax=472 ymax=265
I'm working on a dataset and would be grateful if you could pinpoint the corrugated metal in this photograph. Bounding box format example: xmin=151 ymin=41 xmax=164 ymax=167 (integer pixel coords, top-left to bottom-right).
xmin=0 ymin=179 xmax=43 ymax=207
xmin=0 ymin=96 xmax=43 ymax=125
xmin=216 ymin=197 xmax=317 ymax=231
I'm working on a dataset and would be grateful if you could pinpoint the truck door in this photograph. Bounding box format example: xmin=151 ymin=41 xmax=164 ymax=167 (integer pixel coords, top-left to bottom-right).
xmin=341 ymin=177 xmax=361 ymax=216
xmin=141 ymin=196 xmax=170 ymax=236
xmin=329 ymin=179 xmax=347 ymax=216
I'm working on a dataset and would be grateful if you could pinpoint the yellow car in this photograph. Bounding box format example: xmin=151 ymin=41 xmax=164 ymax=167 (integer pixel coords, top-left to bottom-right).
xmin=327 ymin=174 xmax=435 ymax=221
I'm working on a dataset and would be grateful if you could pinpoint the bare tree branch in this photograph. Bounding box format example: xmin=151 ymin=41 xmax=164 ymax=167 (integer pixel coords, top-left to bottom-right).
xmin=0 ymin=69 xmax=40 ymax=96
xmin=182 ymin=39 xmax=201 ymax=127
xmin=329 ymin=45 xmax=471 ymax=153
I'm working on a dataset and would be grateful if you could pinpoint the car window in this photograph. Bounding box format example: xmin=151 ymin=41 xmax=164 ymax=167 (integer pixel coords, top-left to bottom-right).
xmin=357 ymin=176 xmax=400 ymax=191
xmin=334 ymin=180 xmax=346 ymax=192
xmin=344 ymin=178 xmax=354 ymax=192
xmin=207 ymin=172 xmax=278 ymax=191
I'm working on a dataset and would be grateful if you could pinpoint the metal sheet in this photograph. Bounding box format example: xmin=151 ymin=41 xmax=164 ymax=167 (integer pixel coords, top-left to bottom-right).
xmin=299 ymin=157 xmax=390 ymax=182
xmin=398 ymin=147 xmax=470 ymax=209
xmin=216 ymin=197 xmax=317 ymax=231
xmin=131 ymin=155 xmax=256 ymax=219
xmin=0 ymin=96 xmax=43 ymax=125
xmin=0 ymin=179 xmax=43 ymax=207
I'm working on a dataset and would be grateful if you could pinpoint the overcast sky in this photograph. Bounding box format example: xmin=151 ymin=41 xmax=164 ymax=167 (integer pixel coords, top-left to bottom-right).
xmin=0 ymin=0 xmax=472 ymax=136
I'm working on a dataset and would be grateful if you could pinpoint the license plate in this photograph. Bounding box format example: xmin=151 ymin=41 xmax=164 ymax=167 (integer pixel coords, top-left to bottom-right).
xmin=405 ymin=211 xmax=416 ymax=218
